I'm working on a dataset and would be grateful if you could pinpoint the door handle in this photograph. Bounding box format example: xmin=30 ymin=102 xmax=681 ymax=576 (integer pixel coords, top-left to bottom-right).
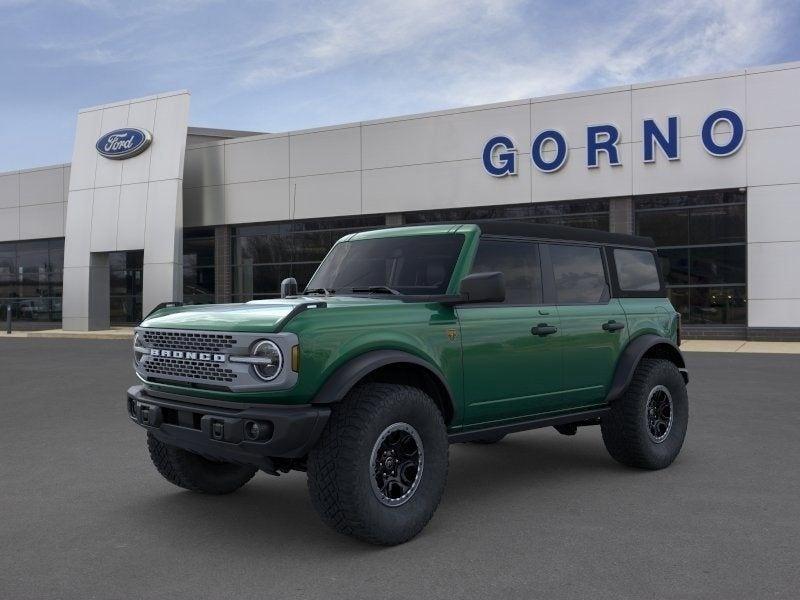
xmin=602 ymin=320 xmax=625 ymax=332
xmin=531 ymin=323 xmax=558 ymax=337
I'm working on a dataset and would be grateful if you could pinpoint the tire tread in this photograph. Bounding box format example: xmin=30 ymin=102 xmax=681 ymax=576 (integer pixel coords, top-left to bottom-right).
xmin=147 ymin=433 xmax=256 ymax=494
xmin=307 ymin=383 xmax=448 ymax=545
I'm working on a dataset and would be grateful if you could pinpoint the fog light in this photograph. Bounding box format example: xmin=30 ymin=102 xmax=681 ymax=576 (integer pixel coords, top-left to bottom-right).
xmin=244 ymin=420 xmax=261 ymax=440
xmin=244 ymin=420 xmax=273 ymax=441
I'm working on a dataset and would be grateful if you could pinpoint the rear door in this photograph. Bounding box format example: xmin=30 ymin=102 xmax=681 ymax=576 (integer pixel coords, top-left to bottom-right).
xmin=543 ymin=243 xmax=628 ymax=409
xmin=457 ymin=237 xmax=562 ymax=426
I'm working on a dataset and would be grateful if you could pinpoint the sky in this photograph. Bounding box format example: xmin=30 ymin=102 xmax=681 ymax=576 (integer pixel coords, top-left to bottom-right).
xmin=0 ymin=0 xmax=798 ymax=171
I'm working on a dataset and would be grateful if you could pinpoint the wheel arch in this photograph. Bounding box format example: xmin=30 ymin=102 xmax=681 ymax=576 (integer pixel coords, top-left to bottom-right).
xmin=311 ymin=350 xmax=456 ymax=424
xmin=606 ymin=334 xmax=688 ymax=403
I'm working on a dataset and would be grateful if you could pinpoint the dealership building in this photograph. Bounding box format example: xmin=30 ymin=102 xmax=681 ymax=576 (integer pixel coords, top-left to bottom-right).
xmin=1 ymin=61 xmax=799 ymax=339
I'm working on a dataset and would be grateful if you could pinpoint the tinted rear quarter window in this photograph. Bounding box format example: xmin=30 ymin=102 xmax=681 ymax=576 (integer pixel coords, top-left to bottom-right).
xmin=549 ymin=244 xmax=608 ymax=304
xmin=614 ymin=248 xmax=661 ymax=291
xmin=470 ymin=239 xmax=542 ymax=304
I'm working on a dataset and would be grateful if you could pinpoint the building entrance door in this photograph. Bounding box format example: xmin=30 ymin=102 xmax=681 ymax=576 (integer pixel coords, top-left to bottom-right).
xmin=110 ymin=250 xmax=144 ymax=325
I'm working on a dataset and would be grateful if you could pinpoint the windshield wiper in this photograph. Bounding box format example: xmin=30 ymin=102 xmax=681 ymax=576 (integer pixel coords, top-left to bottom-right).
xmin=304 ymin=287 xmax=335 ymax=296
xmin=350 ymin=286 xmax=401 ymax=295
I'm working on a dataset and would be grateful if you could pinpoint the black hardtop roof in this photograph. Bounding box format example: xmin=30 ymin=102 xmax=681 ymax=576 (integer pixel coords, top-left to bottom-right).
xmin=473 ymin=221 xmax=655 ymax=248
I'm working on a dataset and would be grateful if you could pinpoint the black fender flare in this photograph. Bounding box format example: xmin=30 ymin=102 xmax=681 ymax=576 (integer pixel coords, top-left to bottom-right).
xmin=606 ymin=335 xmax=688 ymax=403
xmin=311 ymin=349 xmax=456 ymax=420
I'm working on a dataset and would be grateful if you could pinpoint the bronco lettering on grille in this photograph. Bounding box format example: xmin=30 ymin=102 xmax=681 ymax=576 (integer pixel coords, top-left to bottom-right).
xmin=149 ymin=349 xmax=226 ymax=362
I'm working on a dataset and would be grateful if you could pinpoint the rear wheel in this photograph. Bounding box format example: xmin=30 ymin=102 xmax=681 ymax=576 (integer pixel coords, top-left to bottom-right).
xmin=307 ymin=383 xmax=448 ymax=545
xmin=147 ymin=432 xmax=257 ymax=494
xmin=601 ymin=358 xmax=688 ymax=470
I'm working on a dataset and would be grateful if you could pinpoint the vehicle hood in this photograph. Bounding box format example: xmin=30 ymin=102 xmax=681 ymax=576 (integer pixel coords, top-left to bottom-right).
xmin=140 ymin=296 xmax=406 ymax=333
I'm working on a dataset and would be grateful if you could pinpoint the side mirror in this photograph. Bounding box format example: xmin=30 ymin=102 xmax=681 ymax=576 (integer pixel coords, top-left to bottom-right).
xmin=280 ymin=277 xmax=298 ymax=298
xmin=458 ymin=272 xmax=505 ymax=304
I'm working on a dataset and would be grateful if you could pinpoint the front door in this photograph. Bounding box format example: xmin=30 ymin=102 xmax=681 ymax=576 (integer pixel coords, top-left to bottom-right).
xmin=458 ymin=238 xmax=563 ymax=426
xmin=544 ymin=243 xmax=628 ymax=408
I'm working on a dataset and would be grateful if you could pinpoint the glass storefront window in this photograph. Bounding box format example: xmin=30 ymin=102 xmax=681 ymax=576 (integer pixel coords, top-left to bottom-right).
xmin=183 ymin=228 xmax=216 ymax=305
xmin=0 ymin=238 xmax=64 ymax=322
xmin=688 ymin=286 xmax=747 ymax=325
xmin=403 ymin=199 xmax=610 ymax=228
xmin=230 ymin=215 xmax=385 ymax=299
xmin=635 ymin=189 xmax=746 ymax=325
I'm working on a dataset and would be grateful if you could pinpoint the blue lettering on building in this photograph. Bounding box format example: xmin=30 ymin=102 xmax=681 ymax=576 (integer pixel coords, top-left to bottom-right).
xmin=531 ymin=130 xmax=568 ymax=173
xmin=482 ymin=135 xmax=518 ymax=176
xmin=701 ymin=109 xmax=745 ymax=157
xmin=587 ymin=124 xmax=621 ymax=168
xmin=482 ymin=109 xmax=744 ymax=175
xmin=643 ymin=116 xmax=680 ymax=162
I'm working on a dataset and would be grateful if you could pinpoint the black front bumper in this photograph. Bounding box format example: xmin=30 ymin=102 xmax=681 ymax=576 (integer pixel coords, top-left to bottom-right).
xmin=126 ymin=385 xmax=330 ymax=471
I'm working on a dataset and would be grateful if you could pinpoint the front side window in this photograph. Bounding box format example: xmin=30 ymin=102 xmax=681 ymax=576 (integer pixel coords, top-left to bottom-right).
xmin=470 ymin=239 xmax=542 ymax=304
xmin=306 ymin=234 xmax=464 ymax=295
xmin=614 ymin=248 xmax=661 ymax=291
xmin=549 ymin=244 xmax=608 ymax=304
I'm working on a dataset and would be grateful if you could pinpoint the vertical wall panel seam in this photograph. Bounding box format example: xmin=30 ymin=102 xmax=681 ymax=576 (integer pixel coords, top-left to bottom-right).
xmin=114 ymin=102 xmax=132 ymax=252
xmin=744 ymin=72 xmax=751 ymax=327
xmin=529 ymin=99 xmax=533 ymax=204
xmin=223 ymin=141 xmax=228 ymax=224
xmin=629 ymin=86 xmax=634 ymax=199
xmin=17 ymin=170 xmax=20 ymax=240
xmin=88 ymin=109 xmax=104 ymax=257
xmin=359 ymin=123 xmax=364 ymax=215
xmin=142 ymin=99 xmax=159 ymax=267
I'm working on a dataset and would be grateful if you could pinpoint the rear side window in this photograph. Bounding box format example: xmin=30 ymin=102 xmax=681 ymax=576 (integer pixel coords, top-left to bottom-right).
xmin=549 ymin=244 xmax=609 ymax=304
xmin=470 ymin=239 xmax=542 ymax=304
xmin=614 ymin=248 xmax=661 ymax=291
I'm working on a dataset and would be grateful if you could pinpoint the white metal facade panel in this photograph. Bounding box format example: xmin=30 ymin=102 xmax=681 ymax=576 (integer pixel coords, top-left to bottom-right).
xmin=533 ymin=89 xmax=632 ymax=147
xmin=362 ymin=102 xmax=530 ymax=170
xmin=61 ymin=91 xmax=190 ymax=329
xmin=291 ymin=171 xmax=362 ymax=219
xmin=290 ymin=126 xmax=361 ymax=177
xmin=225 ymin=136 xmax=289 ymax=184
xmin=0 ymin=165 xmax=68 ymax=241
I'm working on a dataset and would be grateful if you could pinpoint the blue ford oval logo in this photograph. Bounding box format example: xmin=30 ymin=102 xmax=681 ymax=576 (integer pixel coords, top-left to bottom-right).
xmin=95 ymin=128 xmax=152 ymax=160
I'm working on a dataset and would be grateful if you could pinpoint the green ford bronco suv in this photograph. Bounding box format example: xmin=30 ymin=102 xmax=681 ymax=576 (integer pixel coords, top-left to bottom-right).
xmin=127 ymin=222 xmax=688 ymax=545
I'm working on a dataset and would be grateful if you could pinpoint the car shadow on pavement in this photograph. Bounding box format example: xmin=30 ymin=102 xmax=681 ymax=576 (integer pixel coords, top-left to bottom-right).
xmin=124 ymin=430 xmax=628 ymax=553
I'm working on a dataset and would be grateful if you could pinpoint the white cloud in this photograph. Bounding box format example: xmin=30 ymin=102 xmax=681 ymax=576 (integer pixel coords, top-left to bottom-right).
xmin=239 ymin=0 xmax=523 ymax=87
xmin=426 ymin=0 xmax=783 ymax=106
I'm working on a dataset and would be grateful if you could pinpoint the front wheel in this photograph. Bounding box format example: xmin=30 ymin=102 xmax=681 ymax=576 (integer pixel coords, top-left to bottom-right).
xmin=601 ymin=358 xmax=688 ymax=470
xmin=307 ymin=383 xmax=449 ymax=545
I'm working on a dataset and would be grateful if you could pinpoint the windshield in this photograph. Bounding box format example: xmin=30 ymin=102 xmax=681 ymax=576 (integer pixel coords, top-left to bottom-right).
xmin=306 ymin=234 xmax=464 ymax=296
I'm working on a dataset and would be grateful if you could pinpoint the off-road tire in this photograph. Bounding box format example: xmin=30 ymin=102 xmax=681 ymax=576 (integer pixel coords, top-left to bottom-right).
xmin=147 ymin=432 xmax=257 ymax=494
xmin=307 ymin=383 xmax=449 ymax=546
xmin=601 ymin=358 xmax=688 ymax=470
xmin=468 ymin=433 xmax=507 ymax=444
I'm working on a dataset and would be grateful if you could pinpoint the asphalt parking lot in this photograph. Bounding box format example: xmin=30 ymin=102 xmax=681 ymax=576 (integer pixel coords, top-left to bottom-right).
xmin=1 ymin=339 xmax=798 ymax=600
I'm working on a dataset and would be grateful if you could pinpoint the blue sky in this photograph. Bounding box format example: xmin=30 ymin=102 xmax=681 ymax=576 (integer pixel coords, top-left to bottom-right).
xmin=0 ymin=0 xmax=798 ymax=171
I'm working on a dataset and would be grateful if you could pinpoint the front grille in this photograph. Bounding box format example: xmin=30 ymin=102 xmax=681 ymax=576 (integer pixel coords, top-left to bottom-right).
xmin=144 ymin=356 xmax=238 ymax=383
xmin=141 ymin=330 xmax=237 ymax=353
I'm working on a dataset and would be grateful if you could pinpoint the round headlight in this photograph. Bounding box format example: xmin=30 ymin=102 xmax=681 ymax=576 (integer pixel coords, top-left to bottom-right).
xmin=251 ymin=340 xmax=283 ymax=381
xmin=133 ymin=333 xmax=146 ymax=365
